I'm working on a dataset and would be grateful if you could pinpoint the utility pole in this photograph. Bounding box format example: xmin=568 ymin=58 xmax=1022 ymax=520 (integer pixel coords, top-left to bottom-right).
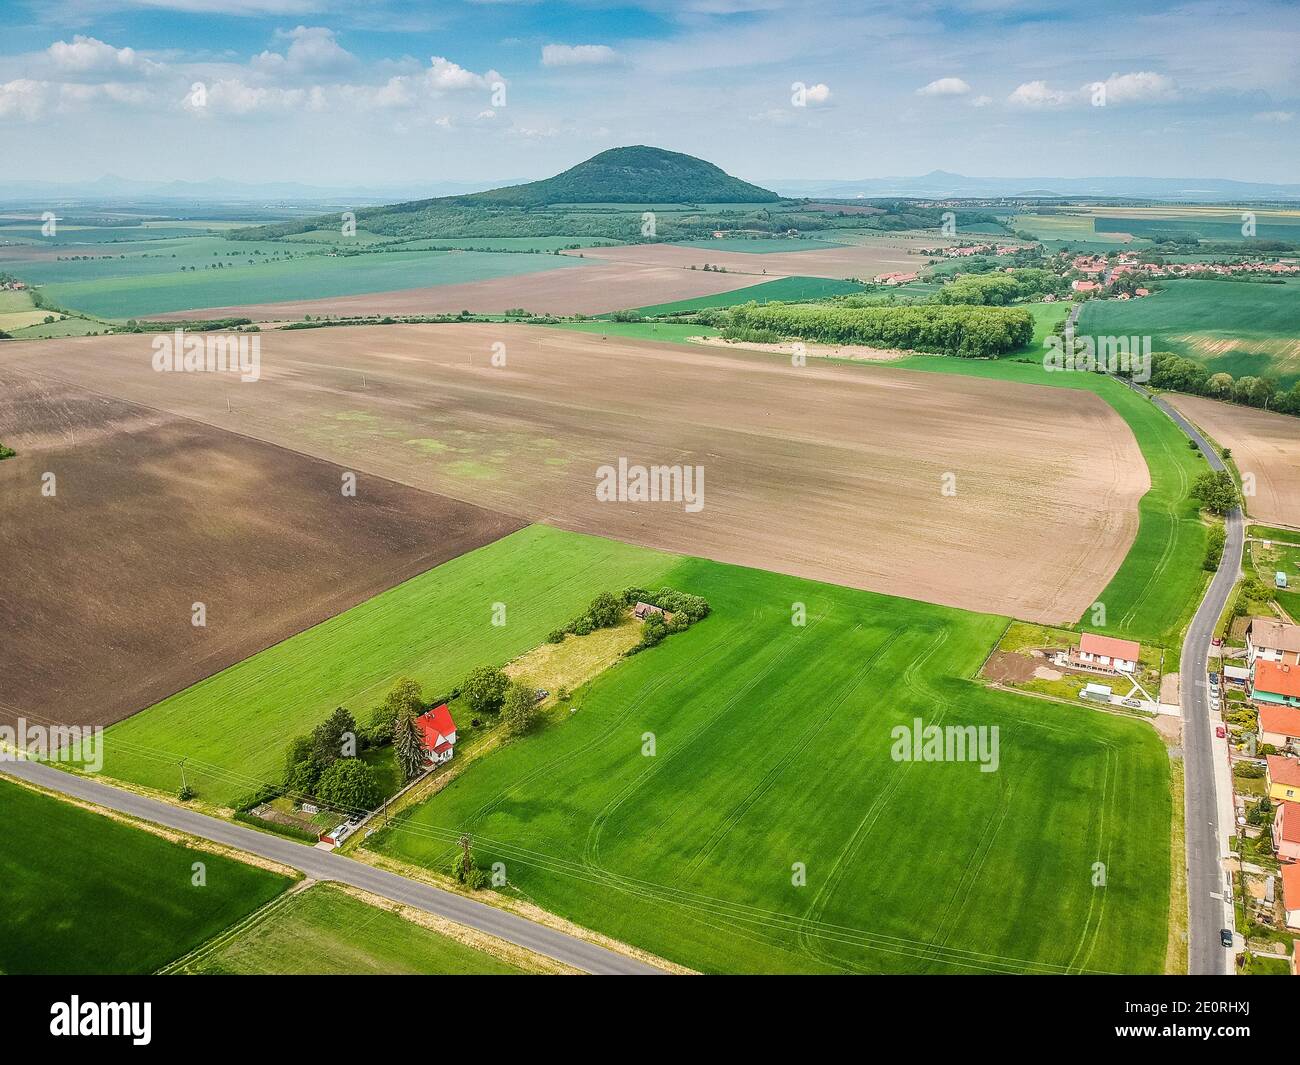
xmin=178 ymin=757 xmax=189 ymax=792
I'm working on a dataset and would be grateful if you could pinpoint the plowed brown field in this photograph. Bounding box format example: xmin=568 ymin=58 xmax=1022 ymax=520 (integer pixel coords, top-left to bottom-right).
xmin=1 ymin=324 xmax=1149 ymax=624
xmin=0 ymin=369 xmax=523 ymax=727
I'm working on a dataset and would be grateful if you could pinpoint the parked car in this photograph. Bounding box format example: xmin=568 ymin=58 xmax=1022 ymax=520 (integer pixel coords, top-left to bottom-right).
xmin=1221 ymin=928 xmax=1234 ymax=948
xmin=1216 ymin=725 xmax=1226 ymax=739
xmin=1212 ymin=636 xmax=1223 ymax=647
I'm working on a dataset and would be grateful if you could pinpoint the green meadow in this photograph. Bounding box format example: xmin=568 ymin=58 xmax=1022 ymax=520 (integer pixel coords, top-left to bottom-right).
xmin=34 ymin=246 xmax=588 ymax=319
xmin=1079 ymin=279 xmax=1300 ymax=386
xmin=171 ymin=884 xmax=525 ymax=975
xmin=97 ymin=527 xmax=679 ymax=805
xmin=618 ymin=275 xmax=866 ymax=316
xmin=0 ymin=778 xmax=291 ymax=974
xmin=370 ymin=553 xmax=1171 ymax=975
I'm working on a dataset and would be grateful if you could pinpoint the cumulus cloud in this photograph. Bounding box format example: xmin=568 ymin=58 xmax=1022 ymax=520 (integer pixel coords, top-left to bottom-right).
xmin=46 ymin=36 xmax=159 ymax=78
xmin=541 ymin=43 xmax=620 ymax=67
xmin=916 ymin=77 xmax=970 ymax=97
xmin=254 ymin=26 xmax=354 ymax=77
xmin=427 ymin=55 xmax=499 ymax=91
xmin=0 ymin=79 xmax=46 ymax=120
xmin=1008 ymin=71 xmax=1177 ymax=109
xmin=800 ymin=82 xmax=831 ymax=105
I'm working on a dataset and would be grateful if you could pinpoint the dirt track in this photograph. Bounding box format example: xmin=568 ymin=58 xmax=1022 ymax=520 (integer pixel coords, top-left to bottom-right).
xmin=0 ymin=325 xmax=1149 ymax=623
xmin=147 ymin=259 xmax=761 ymax=322
xmin=1166 ymin=394 xmax=1300 ymax=529
xmin=0 ymin=370 xmax=523 ymax=727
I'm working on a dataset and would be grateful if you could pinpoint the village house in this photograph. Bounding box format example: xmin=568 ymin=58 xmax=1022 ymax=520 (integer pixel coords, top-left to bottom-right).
xmin=1259 ymin=703 xmax=1300 ymax=750
xmin=1285 ymin=863 xmax=1300 ymax=930
xmin=1067 ymin=633 xmax=1141 ymax=674
xmin=874 ymin=271 xmax=919 ymax=285
xmin=1277 ymin=801 xmax=1300 ymax=862
xmin=633 ymin=601 xmax=666 ymax=620
xmin=1254 ymin=660 xmax=1300 ymax=710
xmin=415 ymin=703 xmax=457 ymax=766
xmin=1070 ymin=279 xmax=1100 ymax=293
xmin=1247 ymin=618 xmax=1300 ymax=667
xmin=1267 ymin=755 xmax=1300 ymax=804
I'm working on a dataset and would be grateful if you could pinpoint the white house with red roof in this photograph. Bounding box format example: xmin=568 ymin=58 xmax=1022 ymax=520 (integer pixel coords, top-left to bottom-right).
xmin=415 ymin=704 xmax=457 ymax=766
xmin=1068 ymin=632 xmax=1141 ymax=675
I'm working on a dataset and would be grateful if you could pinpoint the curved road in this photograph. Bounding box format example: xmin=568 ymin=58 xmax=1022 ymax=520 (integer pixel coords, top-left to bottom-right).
xmin=0 ymin=758 xmax=665 ymax=975
xmin=1119 ymin=378 xmax=1243 ymax=975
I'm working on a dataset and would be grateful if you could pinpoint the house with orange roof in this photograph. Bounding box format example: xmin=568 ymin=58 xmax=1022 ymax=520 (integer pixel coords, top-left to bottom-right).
xmin=1260 ymin=703 xmax=1300 ymax=751
xmin=1255 ymin=660 xmax=1300 ymax=710
xmin=1068 ymin=632 xmax=1141 ymax=675
xmin=1285 ymin=864 xmax=1300 ymax=930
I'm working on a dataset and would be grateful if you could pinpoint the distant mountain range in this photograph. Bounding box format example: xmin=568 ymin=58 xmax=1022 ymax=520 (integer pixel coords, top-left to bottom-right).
xmin=770 ymin=170 xmax=1300 ymax=202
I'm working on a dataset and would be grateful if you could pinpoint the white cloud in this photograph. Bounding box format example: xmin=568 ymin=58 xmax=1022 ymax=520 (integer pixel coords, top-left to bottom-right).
xmin=427 ymin=55 xmax=498 ymax=91
xmin=802 ymin=82 xmax=831 ymax=105
xmin=1097 ymin=71 xmax=1178 ymax=104
xmin=541 ymin=43 xmax=620 ymax=67
xmin=916 ymin=77 xmax=970 ymax=97
xmin=1006 ymin=79 xmax=1073 ymax=109
xmin=254 ymin=26 xmax=354 ymax=77
xmin=1252 ymin=110 xmax=1294 ymax=123
xmin=47 ymin=36 xmax=159 ymax=78
xmin=1008 ymin=71 xmax=1178 ymax=110
xmin=0 ymin=79 xmax=46 ymax=120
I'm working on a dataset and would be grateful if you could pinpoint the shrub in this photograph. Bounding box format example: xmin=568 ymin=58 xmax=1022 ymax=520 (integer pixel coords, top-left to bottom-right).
xmin=546 ymin=629 xmax=566 ymax=644
xmin=572 ymin=615 xmax=594 ymax=636
xmin=587 ymin=591 xmax=624 ymax=629
xmin=315 ymin=758 xmax=382 ymax=812
xmin=467 ymin=867 xmax=490 ymax=890
xmin=1203 ymin=524 xmax=1226 ymax=571
xmin=177 ymin=784 xmax=196 ymax=802
xmin=501 ymin=679 xmax=540 ymax=736
xmin=461 ymin=665 xmax=510 ymax=716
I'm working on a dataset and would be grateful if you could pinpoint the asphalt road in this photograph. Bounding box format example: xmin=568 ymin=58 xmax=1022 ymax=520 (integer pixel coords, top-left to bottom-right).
xmin=0 ymin=758 xmax=666 ymax=976
xmin=1122 ymin=378 xmax=1242 ymax=975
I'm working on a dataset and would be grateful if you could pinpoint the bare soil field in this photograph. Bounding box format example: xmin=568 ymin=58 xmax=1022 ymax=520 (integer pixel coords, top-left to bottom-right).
xmin=148 ymin=260 xmax=759 ymax=322
xmin=1 ymin=325 xmax=1149 ymax=623
xmin=691 ymin=335 xmax=909 ymax=362
xmin=563 ymin=239 xmax=932 ymax=279
xmin=0 ymin=369 xmax=523 ymax=727
xmin=1166 ymin=394 xmax=1300 ymax=529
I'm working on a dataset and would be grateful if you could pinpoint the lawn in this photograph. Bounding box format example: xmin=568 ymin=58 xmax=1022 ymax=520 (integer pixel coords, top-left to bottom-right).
xmin=1078 ymin=279 xmax=1300 ymax=386
xmin=95 ymin=526 xmax=678 ymax=806
xmin=171 ymin=884 xmax=526 ymax=974
xmin=370 ymin=553 xmax=1172 ymax=975
xmin=618 ymin=275 xmax=866 ymax=316
xmin=882 ymin=354 xmax=1209 ymax=648
xmin=0 ymin=777 xmax=291 ymax=974
xmin=37 ymin=247 xmax=588 ymax=319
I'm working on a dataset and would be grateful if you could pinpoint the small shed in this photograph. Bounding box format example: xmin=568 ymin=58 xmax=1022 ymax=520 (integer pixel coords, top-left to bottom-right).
xmin=1277 ymin=571 xmax=1289 ymax=590
xmin=633 ymin=601 xmax=665 ymax=620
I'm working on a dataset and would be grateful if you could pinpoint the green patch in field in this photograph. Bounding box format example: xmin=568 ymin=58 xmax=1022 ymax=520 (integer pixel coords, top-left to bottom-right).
xmin=171 ymin=883 xmax=525 ymax=974
xmin=96 ymin=527 xmax=678 ymax=806
xmin=370 ymin=554 xmax=1171 ymax=975
xmin=404 ymin=437 xmax=450 ymax=454
xmin=618 ymin=275 xmax=866 ymax=317
xmin=0 ymin=778 xmax=291 ymax=974
xmin=549 ymin=320 xmax=722 ymax=344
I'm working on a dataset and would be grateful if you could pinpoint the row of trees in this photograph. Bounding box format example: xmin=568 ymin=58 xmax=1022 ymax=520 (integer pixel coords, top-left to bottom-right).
xmin=722 ymin=301 xmax=1035 ymax=357
xmin=933 ymin=268 xmax=1066 ymax=306
xmin=1143 ymin=352 xmax=1300 ymax=417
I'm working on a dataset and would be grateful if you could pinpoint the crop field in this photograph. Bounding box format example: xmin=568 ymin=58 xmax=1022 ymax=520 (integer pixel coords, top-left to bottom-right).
xmin=621 ymin=275 xmax=866 ymax=315
xmin=171 ymin=884 xmax=526 ymax=974
xmin=8 ymin=324 xmax=1149 ymax=624
xmin=94 ymin=527 xmax=678 ymax=805
xmin=0 ymin=369 xmax=522 ymax=727
xmin=1079 ymin=279 xmax=1300 ymax=385
xmin=889 ymin=354 xmax=1209 ymax=649
xmin=37 ymin=248 xmax=588 ymax=319
xmin=145 ymin=259 xmax=761 ymax=321
xmin=0 ymin=777 xmax=291 ymax=974
xmin=370 ymin=554 xmax=1171 ymax=975
xmin=566 ymin=239 xmax=931 ymax=279
xmin=1166 ymin=394 xmax=1300 ymax=529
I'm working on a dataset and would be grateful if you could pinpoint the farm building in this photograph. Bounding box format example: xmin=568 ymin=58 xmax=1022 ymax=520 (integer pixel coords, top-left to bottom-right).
xmin=1071 ymin=280 xmax=1101 ymax=293
xmin=415 ymin=704 xmax=457 ymax=766
xmin=1254 ymin=661 xmax=1300 ymax=710
xmin=633 ymin=601 xmax=666 ymax=620
xmin=1247 ymin=618 xmax=1300 ymax=668
xmin=1259 ymin=703 xmax=1300 ymax=749
xmin=1068 ymin=632 xmax=1141 ymax=674
xmin=1276 ymin=801 xmax=1300 ymax=862
xmin=1286 ymin=864 xmax=1300 ymax=930
xmin=1267 ymin=755 xmax=1300 ymax=804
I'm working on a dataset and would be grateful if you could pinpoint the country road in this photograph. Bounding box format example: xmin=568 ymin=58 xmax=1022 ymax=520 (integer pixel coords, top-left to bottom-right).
xmin=1118 ymin=377 xmax=1243 ymax=975
xmin=0 ymin=758 xmax=666 ymax=976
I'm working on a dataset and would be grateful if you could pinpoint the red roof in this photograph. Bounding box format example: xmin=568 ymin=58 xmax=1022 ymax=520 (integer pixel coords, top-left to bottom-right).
xmin=415 ymin=704 xmax=456 ymax=752
xmin=1268 ymin=755 xmax=1300 ymax=789
xmin=1079 ymin=633 xmax=1141 ymax=662
xmin=1279 ymin=802 xmax=1300 ymax=845
xmin=1285 ymin=862 xmax=1300 ymax=910
xmin=1261 ymin=703 xmax=1300 ymax=738
xmin=1257 ymin=661 xmax=1300 ymax=700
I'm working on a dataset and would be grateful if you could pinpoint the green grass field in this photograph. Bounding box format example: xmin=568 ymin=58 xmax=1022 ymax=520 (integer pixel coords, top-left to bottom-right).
xmin=617 ymin=275 xmax=866 ymax=316
xmin=370 ymin=553 xmax=1171 ymax=974
xmin=36 ymin=247 xmax=589 ymax=319
xmin=1079 ymin=279 xmax=1300 ymax=386
xmin=96 ymin=527 xmax=679 ymax=805
xmin=671 ymin=237 xmax=844 ymax=253
xmin=0 ymin=777 xmax=291 ymax=974
xmin=171 ymin=884 xmax=525 ymax=974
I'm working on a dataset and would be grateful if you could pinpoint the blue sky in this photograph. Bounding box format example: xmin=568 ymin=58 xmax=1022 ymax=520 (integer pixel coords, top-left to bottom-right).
xmin=0 ymin=0 xmax=1296 ymax=186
